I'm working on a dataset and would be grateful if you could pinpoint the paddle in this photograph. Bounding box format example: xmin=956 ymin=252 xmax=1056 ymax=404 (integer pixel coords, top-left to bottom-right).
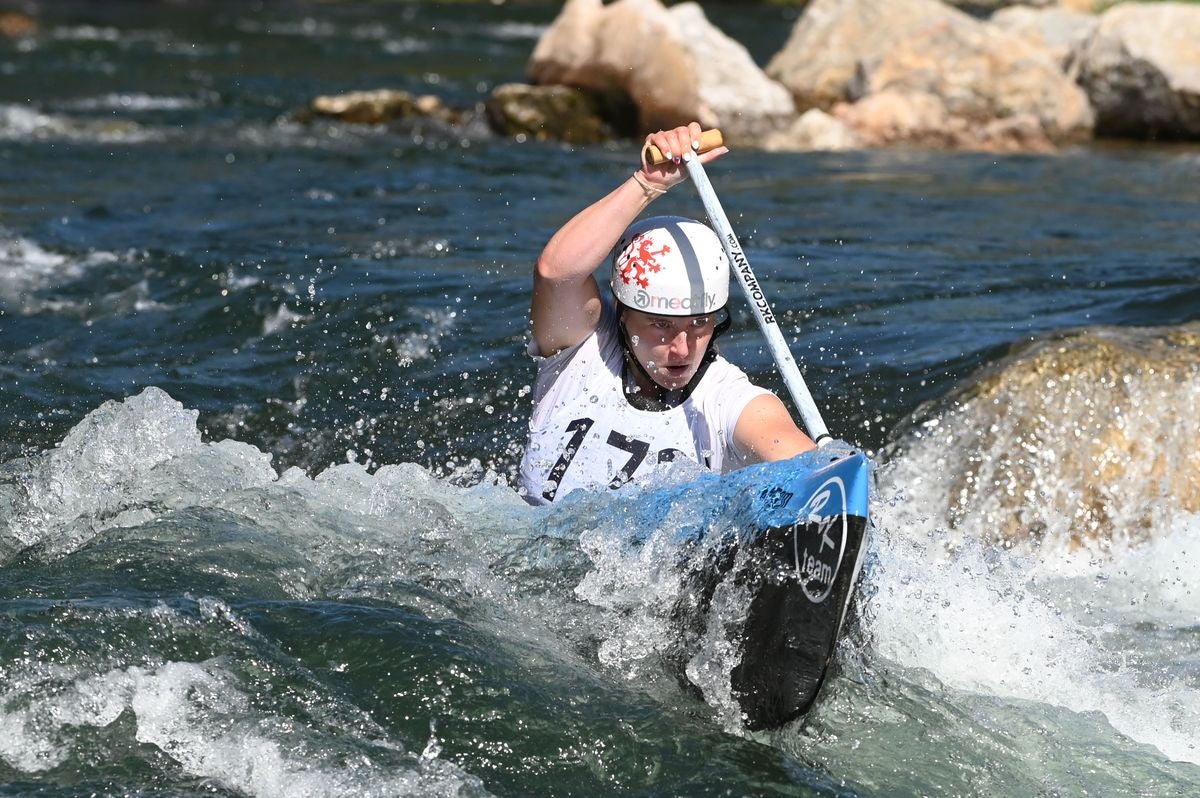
xmin=649 ymin=131 xmax=831 ymax=446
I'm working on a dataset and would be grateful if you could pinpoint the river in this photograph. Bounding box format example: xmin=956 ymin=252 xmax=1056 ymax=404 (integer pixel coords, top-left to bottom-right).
xmin=2 ymin=2 xmax=1198 ymax=796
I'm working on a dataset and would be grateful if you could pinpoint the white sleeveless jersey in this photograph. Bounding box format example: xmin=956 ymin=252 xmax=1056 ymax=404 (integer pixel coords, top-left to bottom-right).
xmin=519 ymin=301 xmax=770 ymax=505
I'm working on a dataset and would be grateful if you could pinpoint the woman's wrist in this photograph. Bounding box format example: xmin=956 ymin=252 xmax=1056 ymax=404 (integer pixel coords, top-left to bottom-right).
xmin=631 ymin=171 xmax=668 ymax=200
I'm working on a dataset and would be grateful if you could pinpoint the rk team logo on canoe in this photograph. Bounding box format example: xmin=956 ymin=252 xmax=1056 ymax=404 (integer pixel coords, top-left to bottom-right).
xmin=793 ymin=476 xmax=848 ymax=603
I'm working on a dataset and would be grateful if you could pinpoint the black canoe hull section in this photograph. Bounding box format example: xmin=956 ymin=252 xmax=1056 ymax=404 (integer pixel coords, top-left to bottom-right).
xmin=730 ymin=510 xmax=869 ymax=730
xmin=673 ymin=450 xmax=870 ymax=731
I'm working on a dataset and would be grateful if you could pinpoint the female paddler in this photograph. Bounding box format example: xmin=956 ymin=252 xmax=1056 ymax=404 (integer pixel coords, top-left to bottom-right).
xmin=518 ymin=122 xmax=814 ymax=505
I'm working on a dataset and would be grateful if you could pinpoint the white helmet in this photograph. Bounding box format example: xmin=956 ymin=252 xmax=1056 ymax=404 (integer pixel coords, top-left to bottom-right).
xmin=610 ymin=217 xmax=729 ymax=316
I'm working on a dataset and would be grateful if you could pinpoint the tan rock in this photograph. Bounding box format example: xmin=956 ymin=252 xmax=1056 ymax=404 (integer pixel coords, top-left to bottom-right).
xmin=990 ymin=5 xmax=1098 ymax=69
xmin=943 ymin=0 xmax=1055 ymax=9
xmin=768 ymin=0 xmax=1093 ymax=150
xmin=309 ymin=89 xmax=463 ymax=126
xmin=832 ymin=89 xmax=1055 ymax=152
xmin=766 ymin=0 xmax=962 ymax=111
xmin=528 ymin=0 xmax=794 ymax=142
xmin=883 ymin=323 xmax=1200 ymax=549
xmin=868 ymin=16 xmax=1093 ymax=142
xmin=1073 ymin=2 xmax=1200 ymax=139
xmin=833 ymin=90 xmax=955 ymax=149
xmin=1058 ymin=0 xmax=1104 ymax=13
xmin=0 ymin=11 xmax=36 ymax=38
xmin=760 ymin=108 xmax=861 ymax=151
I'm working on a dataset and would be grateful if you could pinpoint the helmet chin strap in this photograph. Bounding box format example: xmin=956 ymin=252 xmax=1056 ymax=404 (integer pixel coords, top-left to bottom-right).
xmin=617 ymin=309 xmax=724 ymax=411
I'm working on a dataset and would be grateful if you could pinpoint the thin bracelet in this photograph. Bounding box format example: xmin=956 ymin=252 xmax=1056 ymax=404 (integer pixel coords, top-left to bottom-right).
xmin=632 ymin=172 xmax=667 ymax=197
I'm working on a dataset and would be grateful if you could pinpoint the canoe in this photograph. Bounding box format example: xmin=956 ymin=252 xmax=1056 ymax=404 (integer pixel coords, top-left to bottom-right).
xmin=736 ymin=448 xmax=869 ymax=728
xmin=679 ymin=447 xmax=871 ymax=730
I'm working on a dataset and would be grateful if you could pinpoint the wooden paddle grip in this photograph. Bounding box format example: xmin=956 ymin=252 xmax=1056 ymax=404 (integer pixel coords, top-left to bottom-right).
xmin=645 ymin=129 xmax=724 ymax=166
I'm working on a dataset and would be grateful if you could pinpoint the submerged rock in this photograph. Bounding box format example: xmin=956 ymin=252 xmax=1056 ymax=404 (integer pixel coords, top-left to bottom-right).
xmin=484 ymin=83 xmax=636 ymax=144
xmin=885 ymin=323 xmax=1200 ymax=549
xmin=1072 ymin=2 xmax=1200 ymax=140
xmin=527 ymin=0 xmax=795 ymax=143
xmin=307 ymin=89 xmax=466 ymax=126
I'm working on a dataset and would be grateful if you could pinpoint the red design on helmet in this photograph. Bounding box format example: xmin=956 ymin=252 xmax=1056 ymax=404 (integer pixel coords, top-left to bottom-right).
xmin=616 ymin=234 xmax=671 ymax=290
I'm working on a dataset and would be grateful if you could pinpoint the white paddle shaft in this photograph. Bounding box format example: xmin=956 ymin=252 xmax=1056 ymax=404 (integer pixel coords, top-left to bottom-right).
xmin=682 ymin=151 xmax=831 ymax=445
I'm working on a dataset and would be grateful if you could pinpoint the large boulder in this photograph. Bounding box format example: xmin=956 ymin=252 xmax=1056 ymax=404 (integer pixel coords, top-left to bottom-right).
xmin=760 ymin=108 xmax=861 ymax=152
xmin=882 ymin=323 xmax=1200 ymax=548
xmin=832 ymin=89 xmax=1058 ymax=152
xmin=1059 ymin=0 xmax=1105 ymax=13
xmin=767 ymin=0 xmax=1093 ymax=150
xmin=990 ymin=5 xmax=1098 ymax=70
xmin=527 ymin=0 xmax=795 ymax=142
xmin=1072 ymin=2 xmax=1200 ymax=139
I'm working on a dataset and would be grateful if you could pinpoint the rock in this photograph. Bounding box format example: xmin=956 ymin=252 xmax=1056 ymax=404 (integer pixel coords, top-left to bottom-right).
xmin=308 ymin=89 xmax=464 ymax=126
xmin=1058 ymin=0 xmax=1105 ymax=13
xmin=1072 ymin=2 xmax=1200 ymax=139
xmin=767 ymin=0 xmax=1093 ymax=150
xmin=0 ymin=11 xmax=36 ymax=38
xmin=942 ymin=0 xmax=1055 ymax=12
xmin=832 ymin=89 xmax=1055 ymax=152
xmin=884 ymin=323 xmax=1200 ymax=548
xmin=990 ymin=5 xmax=1097 ymax=69
xmin=760 ymin=108 xmax=861 ymax=151
xmin=527 ymin=0 xmax=795 ymax=142
xmin=484 ymin=83 xmax=635 ymax=144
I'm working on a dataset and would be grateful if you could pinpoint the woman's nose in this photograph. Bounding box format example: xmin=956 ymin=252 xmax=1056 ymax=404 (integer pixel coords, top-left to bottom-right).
xmin=667 ymin=329 xmax=690 ymax=355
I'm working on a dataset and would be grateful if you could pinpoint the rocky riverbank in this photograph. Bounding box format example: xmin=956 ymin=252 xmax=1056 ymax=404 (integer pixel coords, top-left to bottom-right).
xmin=306 ymin=0 xmax=1198 ymax=152
xmin=89 ymin=0 xmax=1189 ymax=153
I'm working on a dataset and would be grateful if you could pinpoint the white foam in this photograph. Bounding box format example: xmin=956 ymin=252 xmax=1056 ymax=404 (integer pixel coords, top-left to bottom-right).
xmin=0 ymin=103 xmax=157 ymax=143
xmin=0 ymin=104 xmax=64 ymax=138
xmin=575 ymin=504 xmax=690 ymax=676
xmin=865 ymin=487 xmax=1200 ymax=764
xmin=570 ymin=476 xmax=756 ymax=727
xmin=0 ymin=233 xmax=88 ymax=306
xmin=383 ymin=307 xmax=458 ymax=364
xmin=61 ymin=93 xmax=205 ymax=112
xmin=49 ymin=25 xmax=124 ymax=41
xmin=6 ymin=387 xmax=277 ymax=553
xmin=0 ymin=654 xmax=489 ymax=796
xmin=0 ymin=661 xmax=130 ymax=772
xmin=0 ymin=387 xmax=541 ymax=623
xmin=0 ymin=233 xmax=156 ymax=318
xmin=490 ymin=22 xmax=548 ymax=40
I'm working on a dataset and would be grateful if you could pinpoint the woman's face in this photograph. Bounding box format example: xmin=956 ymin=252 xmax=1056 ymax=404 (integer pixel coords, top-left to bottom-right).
xmin=621 ymin=309 xmax=716 ymax=391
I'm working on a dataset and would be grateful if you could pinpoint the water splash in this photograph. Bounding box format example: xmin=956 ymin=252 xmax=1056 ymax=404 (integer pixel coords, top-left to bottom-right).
xmin=860 ymin=324 xmax=1200 ymax=765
